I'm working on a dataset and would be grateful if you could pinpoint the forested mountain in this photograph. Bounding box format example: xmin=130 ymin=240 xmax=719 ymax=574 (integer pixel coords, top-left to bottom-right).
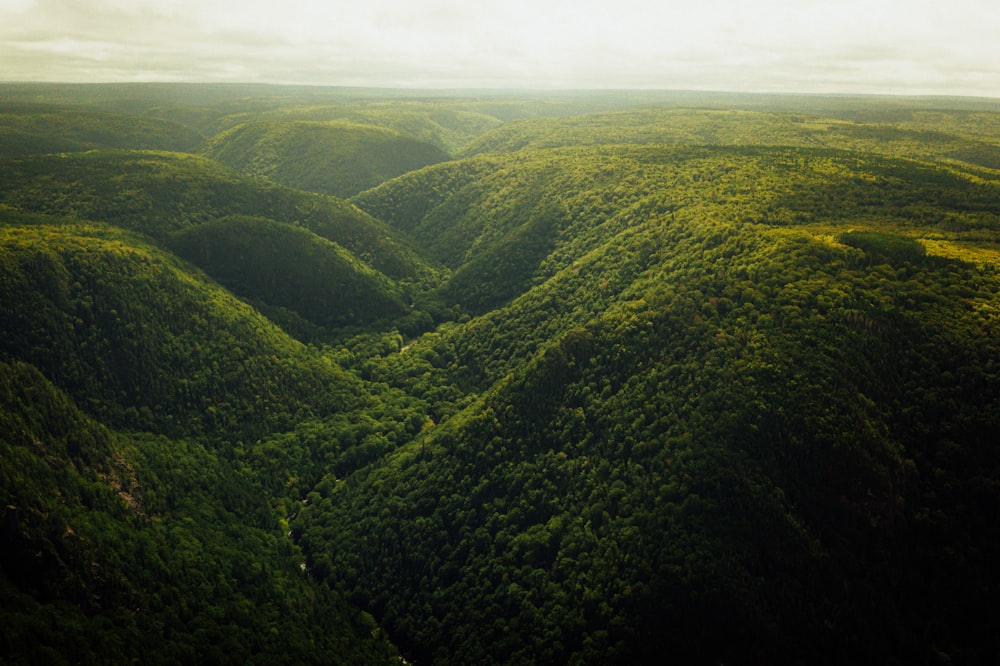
xmin=458 ymin=107 xmax=1000 ymax=170
xmin=0 ymin=149 xmax=443 ymax=340
xmin=2 ymin=83 xmax=1000 ymax=665
xmin=0 ymin=215 xmax=406 ymax=663
xmin=343 ymin=139 xmax=1000 ymax=663
xmin=0 ymin=360 xmax=400 ymax=665
xmin=201 ymin=121 xmax=450 ymax=198
xmin=0 ymin=106 xmax=203 ymax=157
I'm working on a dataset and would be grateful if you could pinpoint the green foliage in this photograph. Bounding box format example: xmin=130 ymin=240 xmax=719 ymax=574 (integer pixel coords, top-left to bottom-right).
xmin=169 ymin=215 xmax=408 ymax=333
xmin=838 ymin=230 xmax=927 ymax=263
xmin=3 ymin=86 xmax=1000 ymax=665
xmin=0 ymin=360 xmax=399 ymax=665
xmin=0 ymin=107 xmax=203 ymax=157
xmin=351 ymin=155 xmax=506 ymax=242
xmin=0 ymin=149 xmax=439 ymax=283
xmin=441 ymin=198 xmax=565 ymax=312
xmin=201 ymin=120 xmax=449 ymax=197
xmin=0 ymin=220 xmax=365 ymax=441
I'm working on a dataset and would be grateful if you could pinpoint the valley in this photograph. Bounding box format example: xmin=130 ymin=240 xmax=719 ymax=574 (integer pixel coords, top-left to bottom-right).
xmin=2 ymin=83 xmax=1000 ymax=664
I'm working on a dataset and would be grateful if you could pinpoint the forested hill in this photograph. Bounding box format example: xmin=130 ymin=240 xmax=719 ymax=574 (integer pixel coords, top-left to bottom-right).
xmin=353 ymin=142 xmax=1000 ymax=314
xmin=0 ymin=150 xmax=444 ymax=340
xmin=342 ymin=134 xmax=1000 ymax=664
xmin=201 ymin=120 xmax=450 ymax=198
xmin=0 ymin=107 xmax=203 ymax=157
xmin=2 ymin=84 xmax=1000 ymax=664
xmin=458 ymin=107 xmax=1000 ymax=170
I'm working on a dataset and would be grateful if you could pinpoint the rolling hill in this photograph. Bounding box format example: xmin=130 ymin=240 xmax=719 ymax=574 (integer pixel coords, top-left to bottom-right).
xmin=458 ymin=106 xmax=1000 ymax=171
xmin=0 ymin=149 xmax=436 ymax=280
xmin=0 ymin=149 xmax=444 ymax=337
xmin=0 ymin=212 xmax=409 ymax=664
xmin=0 ymin=106 xmax=204 ymax=158
xmin=201 ymin=120 xmax=450 ymax=197
xmin=0 ymin=217 xmax=373 ymax=440
xmin=168 ymin=214 xmax=408 ymax=334
xmin=2 ymin=84 xmax=1000 ymax=665
xmin=322 ymin=140 xmax=1000 ymax=664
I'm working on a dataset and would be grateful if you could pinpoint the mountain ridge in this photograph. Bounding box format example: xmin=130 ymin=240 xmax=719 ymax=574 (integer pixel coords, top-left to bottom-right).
xmin=201 ymin=119 xmax=451 ymax=198
xmin=2 ymin=86 xmax=999 ymax=664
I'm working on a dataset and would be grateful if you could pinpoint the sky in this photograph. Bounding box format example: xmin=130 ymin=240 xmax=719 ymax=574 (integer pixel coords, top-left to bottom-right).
xmin=1 ymin=0 xmax=998 ymax=96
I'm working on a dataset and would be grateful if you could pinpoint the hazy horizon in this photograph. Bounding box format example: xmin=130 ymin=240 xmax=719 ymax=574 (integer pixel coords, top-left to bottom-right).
xmin=2 ymin=0 xmax=998 ymax=98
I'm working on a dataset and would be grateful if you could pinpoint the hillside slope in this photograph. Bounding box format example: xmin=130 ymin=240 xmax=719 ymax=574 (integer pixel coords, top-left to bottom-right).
xmin=0 ymin=211 xmax=417 ymax=662
xmin=355 ymin=142 xmax=1000 ymax=317
xmin=304 ymin=223 xmax=1000 ymax=662
xmin=2 ymin=90 xmax=1000 ymax=665
xmin=0 ymin=360 xmax=399 ymax=665
xmin=202 ymin=120 xmax=450 ymax=197
xmin=0 ymin=106 xmax=203 ymax=157
xmin=0 ymin=149 xmax=437 ymax=283
xmin=312 ymin=141 xmax=1000 ymax=664
xmin=168 ymin=215 xmax=408 ymax=334
xmin=0 ymin=218 xmax=371 ymax=440
xmin=0 ymin=150 xmax=445 ymax=336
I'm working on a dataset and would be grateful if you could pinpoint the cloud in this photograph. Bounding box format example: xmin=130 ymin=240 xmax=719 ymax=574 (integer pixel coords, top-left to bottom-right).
xmin=1 ymin=0 xmax=997 ymax=95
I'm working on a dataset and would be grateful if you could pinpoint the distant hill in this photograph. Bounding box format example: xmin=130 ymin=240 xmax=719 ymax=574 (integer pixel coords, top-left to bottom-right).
xmin=0 ymin=107 xmax=203 ymax=157
xmin=459 ymin=107 xmax=1000 ymax=170
xmin=203 ymin=104 xmax=505 ymax=155
xmin=201 ymin=120 xmax=450 ymax=197
xmin=0 ymin=148 xmax=441 ymax=282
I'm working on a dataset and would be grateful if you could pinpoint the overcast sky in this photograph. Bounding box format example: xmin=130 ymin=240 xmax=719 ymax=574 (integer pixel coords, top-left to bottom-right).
xmin=1 ymin=0 xmax=998 ymax=95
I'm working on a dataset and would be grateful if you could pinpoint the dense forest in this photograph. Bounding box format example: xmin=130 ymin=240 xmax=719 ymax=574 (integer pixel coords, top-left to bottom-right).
xmin=2 ymin=83 xmax=1000 ymax=664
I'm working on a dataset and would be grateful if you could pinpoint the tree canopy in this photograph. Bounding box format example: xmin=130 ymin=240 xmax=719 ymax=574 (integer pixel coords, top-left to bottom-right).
xmin=3 ymin=84 xmax=1000 ymax=664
